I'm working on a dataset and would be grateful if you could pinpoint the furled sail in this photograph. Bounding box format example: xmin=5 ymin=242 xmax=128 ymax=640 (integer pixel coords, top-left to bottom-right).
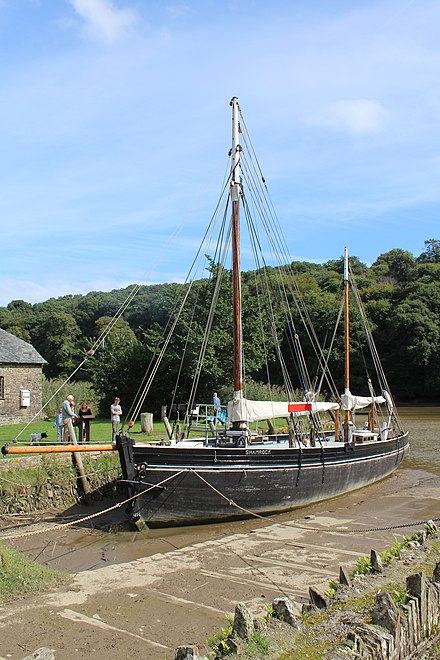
xmin=228 ymin=391 xmax=339 ymax=423
xmin=340 ymin=389 xmax=386 ymax=411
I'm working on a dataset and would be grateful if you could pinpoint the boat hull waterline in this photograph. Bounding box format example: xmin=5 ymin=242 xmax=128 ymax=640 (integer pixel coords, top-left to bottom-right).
xmin=117 ymin=433 xmax=409 ymax=527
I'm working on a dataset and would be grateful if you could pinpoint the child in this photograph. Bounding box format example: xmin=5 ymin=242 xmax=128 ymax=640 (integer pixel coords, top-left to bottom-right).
xmin=53 ymin=407 xmax=64 ymax=442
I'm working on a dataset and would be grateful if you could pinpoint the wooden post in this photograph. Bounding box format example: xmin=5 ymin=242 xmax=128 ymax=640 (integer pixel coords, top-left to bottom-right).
xmin=163 ymin=416 xmax=174 ymax=440
xmin=266 ymin=419 xmax=275 ymax=435
xmin=70 ymin=433 xmax=91 ymax=501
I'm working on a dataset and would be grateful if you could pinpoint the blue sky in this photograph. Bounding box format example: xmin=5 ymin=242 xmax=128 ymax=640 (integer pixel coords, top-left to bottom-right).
xmin=1 ymin=0 xmax=439 ymax=306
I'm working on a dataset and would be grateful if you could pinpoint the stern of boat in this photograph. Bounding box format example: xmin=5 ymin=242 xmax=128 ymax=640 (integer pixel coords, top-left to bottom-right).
xmin=115 ymin=433 xmax=148 ymax=530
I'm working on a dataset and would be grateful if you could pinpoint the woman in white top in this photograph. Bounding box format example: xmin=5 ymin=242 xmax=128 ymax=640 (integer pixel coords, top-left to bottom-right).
xmin=110 ymin=397 xmax=122 ymax=441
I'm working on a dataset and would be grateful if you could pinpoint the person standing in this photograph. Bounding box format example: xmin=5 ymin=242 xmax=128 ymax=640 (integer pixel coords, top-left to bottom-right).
xmin=110 ymin=397 xmax=122 ymax=441
xmin=62 ymin=395 xmax=77 ymax=445
xmin=53 ymin=406 xmax=64 ymax=442
xmin=213 ymin=392 xmax=221 ymax=423
xmin=77 ymin=401 xmax=93 ymax=444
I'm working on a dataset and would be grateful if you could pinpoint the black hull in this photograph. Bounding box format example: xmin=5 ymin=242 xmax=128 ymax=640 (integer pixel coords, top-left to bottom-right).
xmin=116 ymin=433 xmax=409 ymax=527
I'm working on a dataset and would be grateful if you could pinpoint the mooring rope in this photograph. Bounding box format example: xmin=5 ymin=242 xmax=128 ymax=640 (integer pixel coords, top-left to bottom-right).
xmin=2 ymin=465 xmax=438 ymax=541
xmin=0 ymin=470 xmax=186 ymax=540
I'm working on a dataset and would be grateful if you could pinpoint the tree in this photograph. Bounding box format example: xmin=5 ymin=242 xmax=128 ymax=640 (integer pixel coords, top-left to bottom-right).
xmin=85 ymin=316 xmax=146 ymax=415
xmin=417 ymin=239 xmax=440 ymax=264
xmin=372 ymin=248 xmax=416 ymax=284
xmin=7 ymin=300 xmax=32 ymax=313
xmin=32 ymin=311 xmax=82 ymax=378
xmin=323 ymin=255 xmax=368 ymax=276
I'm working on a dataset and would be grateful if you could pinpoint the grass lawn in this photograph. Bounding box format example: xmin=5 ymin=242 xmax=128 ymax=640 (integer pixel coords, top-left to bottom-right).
xmin=0 ymin=414 xmax=288 ymax=457
xmin=0 ymin=541 xmax=68 ymax=603
xmin=0 ymin=417 xmax=173 ymax=451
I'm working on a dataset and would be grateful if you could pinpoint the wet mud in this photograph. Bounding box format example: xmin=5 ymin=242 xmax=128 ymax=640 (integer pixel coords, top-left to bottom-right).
xmin=0 ymin=463 xmax=439 ymax=660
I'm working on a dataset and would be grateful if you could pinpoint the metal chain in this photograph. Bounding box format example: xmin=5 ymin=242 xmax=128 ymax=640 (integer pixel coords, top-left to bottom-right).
xmin=2 ymin=465 xmax=438 ymax=541
xmin=189 ymin=469 xmax=439 ymax=534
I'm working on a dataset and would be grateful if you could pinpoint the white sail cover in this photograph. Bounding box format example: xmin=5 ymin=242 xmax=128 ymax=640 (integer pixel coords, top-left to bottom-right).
xmin=228 ymin=391 xmax=339 ymax=423
xmin=340 ymin=389 xmax=386 ymax=411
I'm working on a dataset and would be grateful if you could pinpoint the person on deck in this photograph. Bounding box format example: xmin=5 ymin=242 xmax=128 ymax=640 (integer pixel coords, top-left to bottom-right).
xmin=213 ymin=392 xmax=221 ymax=424
xmin=62 ymin=395 xmax=77 ymax=445
xmin=110 ymin=397 xmax=122 ymax=442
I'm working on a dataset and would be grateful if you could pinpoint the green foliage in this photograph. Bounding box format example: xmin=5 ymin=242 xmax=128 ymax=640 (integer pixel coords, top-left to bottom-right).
xmin=372 ymin=248 xmax=416 ymax=284
xmin=425 ymin=520 xmax=438 ymax=536
xmin=277 ymin=625 xmax=337 ymax=660
xmin=0 ymin=452 xmax=120 ymax=499
xmin=352 ymin=555 xmax=373 ymax=577
xmin=381 ymin=543 xmax=403 ymax=566
xmin=324 ymin=254 xmax=368 ymax=276
xmin=243 ymin=380 xmax=300 ymax=401
xmin=246 ymin=629 xmax=270 ymax=656
xmin=32 ymin=310 xmax=82 ymax=378
xmin=264 ymin=604 xmax=275 ymax=620
xmin=418 ymin=238 xmax=440 ymax=264
xmin=2 ymin=238 xmax=440 ymax=407
xmin=42 ymin=379 xmax=99 ymax=418
xmin=391 ymin=588 xmax=408 ymax=607
xmin=207 ymin=617 xmax=233 ymax=656
xmin=351 ymin=529 xmax=438 ymax=583
xmin=85 ymin=318 xmax=145 ymax=415
xmin=326 ymin=580 xmax=339 ymax=599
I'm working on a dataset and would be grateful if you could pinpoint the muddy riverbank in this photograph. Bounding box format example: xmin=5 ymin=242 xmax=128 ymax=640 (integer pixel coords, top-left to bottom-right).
xmin=0 ymin=407 xmax=438 ymax=658
xmin=0 ymin=464 xmax=439 ymax=659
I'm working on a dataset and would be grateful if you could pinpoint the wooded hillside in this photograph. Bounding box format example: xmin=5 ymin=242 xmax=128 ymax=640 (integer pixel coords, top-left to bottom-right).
xmin=1 ymin=240 xmax=439 ymax=414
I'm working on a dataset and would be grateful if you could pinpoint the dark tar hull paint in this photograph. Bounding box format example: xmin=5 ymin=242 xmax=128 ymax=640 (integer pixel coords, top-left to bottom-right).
xmin=117 ymin=433 xmax=409 ymax=527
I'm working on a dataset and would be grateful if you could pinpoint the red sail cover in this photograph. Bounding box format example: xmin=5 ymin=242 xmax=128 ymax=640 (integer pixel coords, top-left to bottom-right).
xmin=288 ymin=403 xmax=312 ymax=412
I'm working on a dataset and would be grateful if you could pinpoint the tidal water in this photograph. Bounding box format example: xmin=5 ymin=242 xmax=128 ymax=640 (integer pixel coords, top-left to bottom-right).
xmin=399 ymin=406 xmax=440 ymax=476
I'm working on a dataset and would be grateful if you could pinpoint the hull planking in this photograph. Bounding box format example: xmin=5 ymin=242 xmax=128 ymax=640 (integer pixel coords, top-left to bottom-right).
xmin=117 ymin=433 xmax=409 ymax=527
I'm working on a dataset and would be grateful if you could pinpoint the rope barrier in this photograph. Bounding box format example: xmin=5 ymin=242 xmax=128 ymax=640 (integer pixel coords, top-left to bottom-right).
xmin=277 ymin=518 xmax=440 ymax=535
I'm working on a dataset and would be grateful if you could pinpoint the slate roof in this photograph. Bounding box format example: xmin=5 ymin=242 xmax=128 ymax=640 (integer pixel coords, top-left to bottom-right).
xmin=0 ymin=328 xmax=46 ymax=364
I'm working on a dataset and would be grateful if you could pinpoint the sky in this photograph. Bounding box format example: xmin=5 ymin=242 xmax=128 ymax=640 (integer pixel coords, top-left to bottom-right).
xmin=1 ymin=0 xmax=439 ymax=307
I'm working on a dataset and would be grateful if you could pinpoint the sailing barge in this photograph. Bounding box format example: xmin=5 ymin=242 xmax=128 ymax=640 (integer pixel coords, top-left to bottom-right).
xmin=115 ymin=98 xmax=409 ymax=528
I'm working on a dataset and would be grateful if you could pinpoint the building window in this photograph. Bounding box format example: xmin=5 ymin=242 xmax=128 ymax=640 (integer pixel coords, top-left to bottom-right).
xmin=0 ymin=376 xmax=4 ymax=399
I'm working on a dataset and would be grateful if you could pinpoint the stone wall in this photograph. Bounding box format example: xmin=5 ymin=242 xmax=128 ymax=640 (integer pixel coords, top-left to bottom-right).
xmin=340 ymin=568 xmax=440 ymax=658
xmin=0 ymin=453 xmax=120 ymax=514
xmin=172 ymin=528 xmax=440 ymax=660
xmin=0 ymin=364 xmax=44 ymax=424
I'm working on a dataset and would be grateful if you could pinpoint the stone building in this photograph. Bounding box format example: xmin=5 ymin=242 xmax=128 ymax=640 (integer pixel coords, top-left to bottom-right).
xmin=0 ymin=328 xmax=46 ymax=424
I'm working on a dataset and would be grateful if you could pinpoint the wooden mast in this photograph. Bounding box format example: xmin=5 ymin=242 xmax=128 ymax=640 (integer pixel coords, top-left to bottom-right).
xmin=230 ymin=97 xmax=243 ymax=426
xmin=343 ymin=246 xmax=351 ymax=440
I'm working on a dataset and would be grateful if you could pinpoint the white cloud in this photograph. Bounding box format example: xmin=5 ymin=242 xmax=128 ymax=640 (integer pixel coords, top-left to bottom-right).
xmin=166 ymin=4 xmax=191 ymax=20
xmin=326 ymin=99 xmax=388 ymax=136
xmin=68 ymin=0 xmax=138 ymax=44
